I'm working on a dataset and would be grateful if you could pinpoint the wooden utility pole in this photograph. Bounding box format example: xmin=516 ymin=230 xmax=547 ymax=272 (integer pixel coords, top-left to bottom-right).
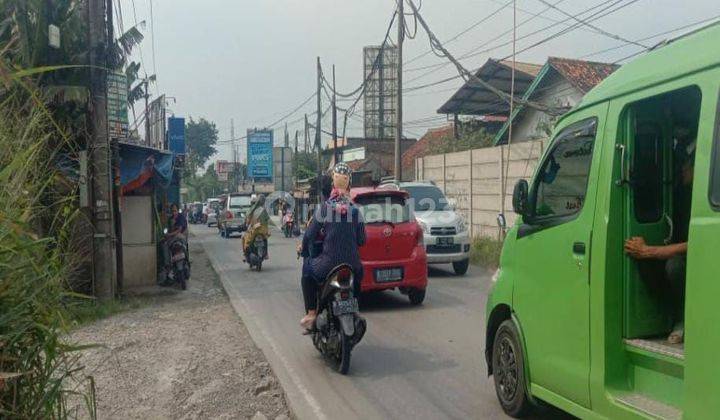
xmin=394 ymin=0 xmax=404 ymax=182
xmin=316 ymin=57 xmax=322 ymax=202
xmin=304 ymin=114 xmax=309 ymax=153
xmin=332 ymin=65 xmax=338 ymax=165
xmin=89 ymin=0 xmax=117 ymax=299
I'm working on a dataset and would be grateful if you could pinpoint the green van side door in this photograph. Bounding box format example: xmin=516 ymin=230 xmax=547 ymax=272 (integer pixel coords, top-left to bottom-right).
xmin=512 ymin=105 xmax=607 ymax=408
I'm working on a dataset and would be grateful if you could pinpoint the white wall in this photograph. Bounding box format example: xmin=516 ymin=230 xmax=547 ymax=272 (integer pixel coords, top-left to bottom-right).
xmin=417 ymin=139 xmax=546 ymax=238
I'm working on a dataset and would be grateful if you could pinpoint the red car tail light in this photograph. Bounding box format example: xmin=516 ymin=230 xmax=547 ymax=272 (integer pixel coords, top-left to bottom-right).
xmin=416 ymin=225 xmax=424 ymax=246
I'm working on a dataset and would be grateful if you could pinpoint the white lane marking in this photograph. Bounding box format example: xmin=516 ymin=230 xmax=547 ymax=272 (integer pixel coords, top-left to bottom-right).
xmin=200 ymin=233 xmax=327 ymax=420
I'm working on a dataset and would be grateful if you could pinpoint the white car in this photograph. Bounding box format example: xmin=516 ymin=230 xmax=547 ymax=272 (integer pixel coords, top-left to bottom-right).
xmin=398 ymin=182 xmax=471 ymax=275
xmin=205 ymin=198 xmax=220 ymax=227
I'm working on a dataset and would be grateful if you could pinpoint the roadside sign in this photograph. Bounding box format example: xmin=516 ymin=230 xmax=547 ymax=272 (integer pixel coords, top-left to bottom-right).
xmin=107 ymin=72 xmax=128 ymax=139
xmin=247 ymin=130 xmax=273 ymax=183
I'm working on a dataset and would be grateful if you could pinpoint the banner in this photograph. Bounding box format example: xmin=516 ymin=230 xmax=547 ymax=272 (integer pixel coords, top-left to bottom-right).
xmin=247 ymin=130 xmax=273 ymax=183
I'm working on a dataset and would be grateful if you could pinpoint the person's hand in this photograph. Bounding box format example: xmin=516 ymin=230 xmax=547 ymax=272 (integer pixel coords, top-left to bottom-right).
xmin=624 ymin=236 xmax=655 ymax=259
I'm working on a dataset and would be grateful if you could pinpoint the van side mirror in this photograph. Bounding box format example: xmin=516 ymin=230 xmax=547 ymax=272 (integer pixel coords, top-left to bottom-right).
xmin=512 ymin=179 xmax=530 ymax=217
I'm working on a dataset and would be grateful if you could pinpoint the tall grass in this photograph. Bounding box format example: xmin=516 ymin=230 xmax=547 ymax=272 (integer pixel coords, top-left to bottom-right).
xmin=0 ymin=93 xmax=95 ymax=418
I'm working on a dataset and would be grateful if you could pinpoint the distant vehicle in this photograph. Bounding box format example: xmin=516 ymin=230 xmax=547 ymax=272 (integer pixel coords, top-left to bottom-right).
xmin=385 ymin=181 xmax=471 ymax=275
xmin=206 ymin=198 xmax=220 ymax=227
xmin=218 ymin=193 xmax=253 ymax=238
xmin=351 ymin=187 xmax=428 ymax=305
xmin=189 ymin=202 xmax=204 ymax=224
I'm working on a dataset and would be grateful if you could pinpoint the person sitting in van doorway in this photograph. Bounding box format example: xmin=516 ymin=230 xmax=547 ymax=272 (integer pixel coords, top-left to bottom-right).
xmin=625 ymin=132 xmax=695 ymax=345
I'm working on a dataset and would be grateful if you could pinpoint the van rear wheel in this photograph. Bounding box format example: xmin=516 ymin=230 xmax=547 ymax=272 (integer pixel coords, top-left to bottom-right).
xmin=492 ymin=320 xmax=532 ymax=418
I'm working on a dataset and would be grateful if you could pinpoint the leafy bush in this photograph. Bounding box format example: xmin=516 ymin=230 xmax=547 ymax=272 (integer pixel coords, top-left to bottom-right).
xmin=0 ymin=96 xmax=95 ymax=418
xmin=469 ymin=236 xmax=504 ymax=269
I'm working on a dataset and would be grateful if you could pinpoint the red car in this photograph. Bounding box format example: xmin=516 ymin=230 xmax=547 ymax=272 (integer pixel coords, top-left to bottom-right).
xmin=351 ymin=187 xmax=428 ymax=305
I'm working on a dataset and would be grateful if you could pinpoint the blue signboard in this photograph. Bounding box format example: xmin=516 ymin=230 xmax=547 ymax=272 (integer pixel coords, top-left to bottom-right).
xmin=247 ymin=130 xmax=273 ymax=182
xmin=168 ymin=117 xmax=185 ymax=155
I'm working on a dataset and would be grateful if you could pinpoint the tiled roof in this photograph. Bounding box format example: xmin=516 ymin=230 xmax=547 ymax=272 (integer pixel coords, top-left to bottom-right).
xmin=401 ymin=125 xmax=455 ymax=168
xmin=547 ymin=57 xmax=620 ymax=94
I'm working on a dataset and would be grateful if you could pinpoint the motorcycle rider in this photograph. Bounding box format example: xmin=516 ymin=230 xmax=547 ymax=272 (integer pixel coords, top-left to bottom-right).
xmin=161 ymin=203 xmax=188 ymax=281
xmin=299 ymin=163 xmax=365 ymax=330
xmin=243 ymin=194 xmax=270 ymax=260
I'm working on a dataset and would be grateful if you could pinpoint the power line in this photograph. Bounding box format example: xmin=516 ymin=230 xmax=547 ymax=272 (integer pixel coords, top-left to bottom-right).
xmin=580 ymin=14 xmax=720 ymax=59
xmin=404 ymin=0 xmax=516 ymax=66
xmin=534 ymin=0 xmax=647 ymax=49
xmin=404 ymin=0 xmax=636 ymax=92
xmin=404 ymin=0 xmax=572 ymax=78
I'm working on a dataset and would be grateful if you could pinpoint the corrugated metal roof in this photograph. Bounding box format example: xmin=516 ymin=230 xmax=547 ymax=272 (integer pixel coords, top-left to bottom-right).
xmin=437 ymin=59 xmax=543 ymax=116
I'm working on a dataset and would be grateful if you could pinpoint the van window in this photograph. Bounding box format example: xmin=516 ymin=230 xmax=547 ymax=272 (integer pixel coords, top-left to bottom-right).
xmin=356 ymin=195 xmax=411 ymax=224
xmin=710 ymin=91 xmax=720 ymax=209
xmin=532 ymin=118 xmax=597 ymax=219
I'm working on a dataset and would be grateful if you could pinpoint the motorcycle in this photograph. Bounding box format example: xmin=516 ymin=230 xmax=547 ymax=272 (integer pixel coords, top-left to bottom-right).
xmin=310 ymin=264 xmax=367 ymax=374
xmin=246 ymin=233 xmax=268 ymax=271
xmin=162 ymin=229 xmax=190 ymax=290
xmin=283 ymin=214 xmax=294 ymax=238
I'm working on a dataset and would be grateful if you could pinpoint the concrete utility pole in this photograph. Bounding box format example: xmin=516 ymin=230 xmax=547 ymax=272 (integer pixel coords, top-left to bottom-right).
xmin=89 ymin=0 xmax=117 ymax=299
xmin=231 ymin=118 xmax=238 ymax=193
xmin=332 ymin=65 xmax=338 ymax=165
xmin=316 ymin=57 xmax=322 ymax=202
xmin=394 ymin=0 xmax=404 ymax=182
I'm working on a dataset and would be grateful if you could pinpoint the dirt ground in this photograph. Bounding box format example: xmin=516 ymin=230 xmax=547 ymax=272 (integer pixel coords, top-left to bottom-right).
xmin=71 ymin=236 xmax=292 ymax=420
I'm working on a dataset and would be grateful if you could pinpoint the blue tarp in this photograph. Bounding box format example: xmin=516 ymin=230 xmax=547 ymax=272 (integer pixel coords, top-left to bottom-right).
xmin=119 ymin=142 xmax=175 ymax=190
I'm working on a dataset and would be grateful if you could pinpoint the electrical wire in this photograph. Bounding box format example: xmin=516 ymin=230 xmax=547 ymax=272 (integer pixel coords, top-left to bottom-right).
xmin=404 ymin=0 xmax=636 ymax=92
xmin=320 ymin=11 xmax=398 ymax=99
xmin=405 ymin=0 xmax=516 ymax=66
xmin=534 ymin=0 xmax=648 ymax=49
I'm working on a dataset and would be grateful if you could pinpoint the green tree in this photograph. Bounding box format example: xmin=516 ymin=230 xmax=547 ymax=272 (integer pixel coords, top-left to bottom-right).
xmin=294 ymin=151 xmax=318 ymax=180
xmin=184 ymin=117 xmax=218 ymax=179
xmin=429 ymin=125 xmax=494 ymax=154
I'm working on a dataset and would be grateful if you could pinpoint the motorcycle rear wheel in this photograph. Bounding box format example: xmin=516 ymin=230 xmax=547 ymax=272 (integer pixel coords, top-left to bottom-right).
xmin=335 ymin=333 xmax=352 ymax=375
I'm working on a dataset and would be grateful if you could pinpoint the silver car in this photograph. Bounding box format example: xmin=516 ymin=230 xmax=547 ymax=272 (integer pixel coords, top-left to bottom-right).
xmin=399 ymin=182 xmax=471 ymax=275
xmin=206 ymin=198 xmax=220 ymax=227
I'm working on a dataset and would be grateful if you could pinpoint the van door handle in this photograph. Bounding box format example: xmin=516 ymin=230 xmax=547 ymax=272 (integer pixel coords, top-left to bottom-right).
xmin=573 ymin=242 xmax=586 ymax=255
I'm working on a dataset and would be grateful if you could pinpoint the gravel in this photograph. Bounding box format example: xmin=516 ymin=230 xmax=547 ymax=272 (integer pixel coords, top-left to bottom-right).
xmin=70 ymin=237 xmax=292 ymax=420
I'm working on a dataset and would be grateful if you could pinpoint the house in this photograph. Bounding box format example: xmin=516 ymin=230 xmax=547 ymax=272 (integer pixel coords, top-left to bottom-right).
xmin=119 ymin=142 xmax=177 ymax=290
xmin=324 ymin=137 xmax=416 ymax=183
xmin=492 ymin=57 xmax=619 ymax=145
xmin=400 ymin=125 xmax=455 ymax=181
xmin=438 ymin=59 xmax=544 ymax=118
xmin=436 ymin=57 xmax=619 ymax=145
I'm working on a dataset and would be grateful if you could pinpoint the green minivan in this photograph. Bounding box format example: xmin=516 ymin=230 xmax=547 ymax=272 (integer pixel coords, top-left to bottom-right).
xmin=485 ymin=23 xmax=720 ymax=419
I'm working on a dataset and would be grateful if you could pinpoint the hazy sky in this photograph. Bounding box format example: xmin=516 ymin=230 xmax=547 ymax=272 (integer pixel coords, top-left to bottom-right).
xmin=119 ymin=0 xmax=720 ymax=162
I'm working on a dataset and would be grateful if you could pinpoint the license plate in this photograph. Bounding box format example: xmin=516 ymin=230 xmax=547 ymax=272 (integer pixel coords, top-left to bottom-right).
xmin=438 ymin=237 xmax=454 ymax=245
xmin=333 ymin=298 xmax=358 ymax=316
xmin=375 ymin=268 xmax=403 ymax=283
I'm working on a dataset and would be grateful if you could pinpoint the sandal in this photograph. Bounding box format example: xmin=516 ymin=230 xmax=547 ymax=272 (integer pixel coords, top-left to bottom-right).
xmin=300 ymin=313 xmax=317 ymax=330
xmin=668 ymin=322 xmax=684 ymax=344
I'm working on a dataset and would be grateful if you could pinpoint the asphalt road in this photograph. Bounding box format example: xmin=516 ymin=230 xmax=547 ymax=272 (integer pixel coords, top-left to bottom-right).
xmin=194 ymin=224 xmax=570 ymax=420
